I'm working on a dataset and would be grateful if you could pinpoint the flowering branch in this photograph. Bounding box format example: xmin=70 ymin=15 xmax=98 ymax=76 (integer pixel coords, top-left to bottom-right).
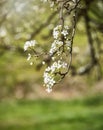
xmin=24 ymin=0 xmax=80 ymax=93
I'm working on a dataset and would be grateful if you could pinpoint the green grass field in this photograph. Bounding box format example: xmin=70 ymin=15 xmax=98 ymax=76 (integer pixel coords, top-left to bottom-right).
xmin=0 ymin=95 xmax=103 ymax=130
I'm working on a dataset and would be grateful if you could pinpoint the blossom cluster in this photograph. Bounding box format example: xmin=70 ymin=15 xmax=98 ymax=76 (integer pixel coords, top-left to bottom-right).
xmin=49 ymin=25 xmax=69 ymax=55
xmin=43 ymin=25 xmax=71 ymax=92
xmin=24 ymin=40 xmax=37 ymax=51
xmin=24 ymin=25 xmax=71 ymax=93
xmin=49 ymin=40 xmax=63 ymax=54
xmin=24 ymin=40 xmax=38 ymax=65
xmin=53 ymin=25 xmax=69 ymax=40
xmin=43 ymin=60 xmax=68 ymax=93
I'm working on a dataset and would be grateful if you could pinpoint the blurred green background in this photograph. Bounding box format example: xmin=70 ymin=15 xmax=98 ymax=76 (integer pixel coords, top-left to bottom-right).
xmin=0 ymin=0 xmax=103 ymax=130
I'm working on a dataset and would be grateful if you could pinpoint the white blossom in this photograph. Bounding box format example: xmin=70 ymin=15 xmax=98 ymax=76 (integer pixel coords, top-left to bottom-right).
xmin=43 ymin=60 xmax=68 ymax=93
xmin=61 ymin=30 xmax=68 ymax=37
xmin=53 ymin=31 xmax=59 ymax=39
xmin=45 ymin=60 xmax=68 ymax=73
xmin=43 ymin=72 xmax=55 ymax=88
xmin=53 ymin=25 xmax=69 ymax=40
xmin=45 ymin=66 xmax=51 ymax=71
xmin=53 ymin=25 xmax=62 ymax=39
xmin=61 ymin=26 xmax=69 ymax=38
xmin=24 ymin=40 xmax=37 ymax=51
xmin=49 ymin=40 xmax=63 ymax=54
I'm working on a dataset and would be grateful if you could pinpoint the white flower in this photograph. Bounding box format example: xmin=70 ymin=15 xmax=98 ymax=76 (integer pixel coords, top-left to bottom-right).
xmin=43 ymin=60 xmax=68 ymax=92
xmin=49 ymin=40 xmax=63 ymax=54
xmin=43 ymin=69 xmax=55 ymax=92
xmin=53 ymin=25 xmax=62 ymax=39
xmin=61 ymin=30 xmax=68 ymax=37
xmin=62 ymin=62 xmax=68 ymax=68
xmin=45 ymin=66 xmax=51 ymax=72
xmin=53 ymin=30 xmax=59 ymax=39
xmin=24 ymin=40 xmax=37 ymax=51
xmin=61 ymin=26 xmax=69 ymax=38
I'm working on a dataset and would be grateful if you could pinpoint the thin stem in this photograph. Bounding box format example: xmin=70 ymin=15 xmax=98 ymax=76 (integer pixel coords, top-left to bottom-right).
xmin=59 ymin=1 xmax=64 ymax=28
